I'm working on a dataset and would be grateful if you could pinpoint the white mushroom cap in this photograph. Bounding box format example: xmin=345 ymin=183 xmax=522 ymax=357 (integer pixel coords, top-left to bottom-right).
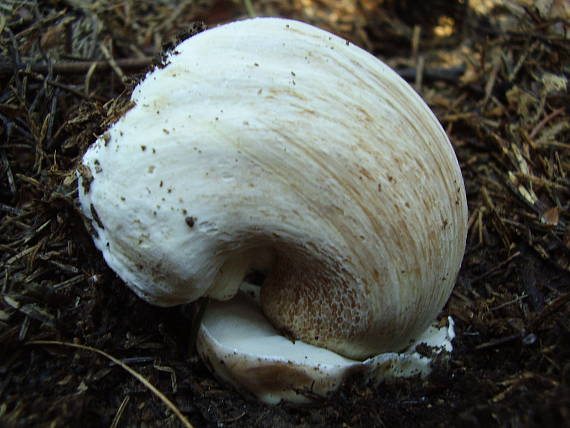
xmin=78 ymin=17 xmax=467 ymax=400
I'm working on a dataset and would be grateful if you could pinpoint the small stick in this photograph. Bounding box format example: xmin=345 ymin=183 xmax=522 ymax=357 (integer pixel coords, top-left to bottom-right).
xmin=411 ymin=25 xmax=421 ymax=64
xmin=244 ymin=0 xmax=257 ymax=17
xmin=0 ymin=57 xmax=154 ymax=76
xmin=483 ymin=58 xmax=501 ymax=105
xmin=18 ymin=70 xmax=94 ymax=100
xmin=471 ymin=251 xmax=521 ymax=284
xmin=99 ymin=42 xmax=130 ymax=85
xmin=529 ymin=107 xmax=565 ymax=140
xmin=395 ymin=65 xmax=465 ymax=83
xmin=110 ymin=395 xmax=130 ymax=428
xmin=415 ymin=56 xmax=425 ymax=91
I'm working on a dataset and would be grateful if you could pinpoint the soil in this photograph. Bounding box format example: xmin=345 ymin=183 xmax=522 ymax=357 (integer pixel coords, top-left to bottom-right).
xmin=1 ymin=1 xmax=569 ymax=427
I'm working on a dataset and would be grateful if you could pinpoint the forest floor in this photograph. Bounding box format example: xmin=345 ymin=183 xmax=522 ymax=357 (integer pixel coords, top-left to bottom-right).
xmin=1 ymin=1 xmax=569 ymax=427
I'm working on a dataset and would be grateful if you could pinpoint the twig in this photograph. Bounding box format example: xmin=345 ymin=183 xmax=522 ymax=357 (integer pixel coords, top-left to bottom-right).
xmin=27 ymin=340 xmax=195 ymax=428
xmin=483 ymin=58 xmax=501 ymax=104
xmin=1 ymin=59 xmax=466 ymax=86
xmin=410 ymin=23 xmax=423 ymax=92
xmin=1 ymin=148 xmax=17 ymax=194
xmin=475 ymin=333 xmax=522 ymax=350
xmin=51 ymin=274 xmax=85 ymax=290
xmin=18 ymin=70 xmax=95 ymax=100
xmin=244 ymin=0 xmax=256 ymax=17
xmin=471 ymin=251 xmax=521 ymax=284
xmin=529 ymin=292 xmax=570 ymax=330
xmin=0 ymin=203 xmax=25 ymax=216
xmin=395 ymin=65 xmax=465 ymax=83
xmin=481 ymin=187 xmax=513 ymax=248
xmin=491 ymin=294 xmax=527 ymax=311
xmin=99 ymin=42 xmax=129 ymax=85
xmin=529 ymin=107 xmax=565 ymax=140
xmin=415 ymin=56 xmax=425 ymax=92
xmin=0 ymin=57 xmax=154 ymax=76
xmin=13 ymin=9 xmax=68 ymax=39
xmin=110 ymin=395 xmax=130 ymax=428
xmin=411 ymin=25 xmax=421 ymax=64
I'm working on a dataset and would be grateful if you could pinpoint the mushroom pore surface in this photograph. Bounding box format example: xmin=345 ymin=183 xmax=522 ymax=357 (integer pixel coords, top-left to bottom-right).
xmin=78 ymin=17 xmax=468 ymax=361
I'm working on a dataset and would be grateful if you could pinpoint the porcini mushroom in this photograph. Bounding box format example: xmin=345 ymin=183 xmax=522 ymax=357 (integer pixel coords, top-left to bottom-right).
xmin=78 ymin=17 xmax=467 ymax=404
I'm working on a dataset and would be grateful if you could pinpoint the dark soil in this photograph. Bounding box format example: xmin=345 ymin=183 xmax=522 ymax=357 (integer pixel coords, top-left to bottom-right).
xmin=1 ymin=1 xmax=569 ymax=427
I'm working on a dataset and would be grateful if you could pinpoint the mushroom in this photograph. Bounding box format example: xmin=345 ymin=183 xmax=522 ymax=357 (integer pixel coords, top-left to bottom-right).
xmin=78 ymin=17 xmax=467 ymax=404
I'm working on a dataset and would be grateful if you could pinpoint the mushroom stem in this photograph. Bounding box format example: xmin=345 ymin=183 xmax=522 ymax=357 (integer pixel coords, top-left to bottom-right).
xmin=209 ymin=247 xmax=276 ymax=300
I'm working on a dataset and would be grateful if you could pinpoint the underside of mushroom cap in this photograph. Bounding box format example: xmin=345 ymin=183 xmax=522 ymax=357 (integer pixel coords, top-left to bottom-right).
xmin=197 ymin=283 xmax=456 ymax=404
xmin=78 ymin=17 xmax=467 ymax=362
